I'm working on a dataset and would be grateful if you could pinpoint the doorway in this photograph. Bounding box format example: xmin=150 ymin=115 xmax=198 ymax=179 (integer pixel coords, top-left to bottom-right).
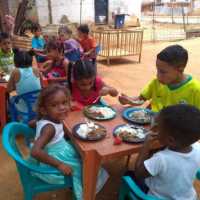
xmin=95 ymin=0 xmax=108 ymax=24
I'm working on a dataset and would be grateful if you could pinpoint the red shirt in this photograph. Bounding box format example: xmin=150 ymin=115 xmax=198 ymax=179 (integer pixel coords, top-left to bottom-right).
xmin=79 ymin=36 xmax=96 ymax=52
xmin=72 ymin=76 xmax=103 ymax=106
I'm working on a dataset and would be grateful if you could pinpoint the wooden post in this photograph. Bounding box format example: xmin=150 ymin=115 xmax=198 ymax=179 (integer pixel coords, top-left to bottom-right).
xmin=171 ymin=1 xmax=174 ymax=24
xmin=139 ymin=30 xmax=143 ymax=63
xmin=152 ymin=0 xmax=156 ymax=42
xmin=80 ymin=0 xmax=83 ymax=24
xmin=181 ymin=4 xmax=186 ymax=32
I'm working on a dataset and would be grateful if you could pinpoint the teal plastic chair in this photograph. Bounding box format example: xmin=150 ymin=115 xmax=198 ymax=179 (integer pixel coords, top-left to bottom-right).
xmin=196 ymin=169 xmax=200 ymax=180
xmin=119 ymin=176 xmax=163 ymax=200
xmin=2 ymin=122 xmax=73 ymax=200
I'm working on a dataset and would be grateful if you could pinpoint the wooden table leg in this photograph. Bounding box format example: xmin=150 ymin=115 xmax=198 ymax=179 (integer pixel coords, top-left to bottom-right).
xmin=0 ymin=86 xmax=7 ymax=133
xmin=83 ymin=150 xmax=101 ymax=200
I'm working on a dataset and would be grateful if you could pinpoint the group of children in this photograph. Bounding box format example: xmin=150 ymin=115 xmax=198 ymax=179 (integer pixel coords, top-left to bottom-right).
xmin=1 ymin=23 xmax=200 ymax=199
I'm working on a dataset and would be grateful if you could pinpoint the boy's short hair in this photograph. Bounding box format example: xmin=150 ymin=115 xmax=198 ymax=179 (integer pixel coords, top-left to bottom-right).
xmin=58 ymin=26 xmax=72 ymax=35
xmin=32 ymin=24 xmax=42 ymax=32
xmin=158 ymin=104 xmax=200 ymax=147
xmin=0 ymin=32 xmax=10 ymax=43
xmin=77 ymin=24 xmax=89 ymax=34
xmin=157 ymin=45 xmax=188 ymax=68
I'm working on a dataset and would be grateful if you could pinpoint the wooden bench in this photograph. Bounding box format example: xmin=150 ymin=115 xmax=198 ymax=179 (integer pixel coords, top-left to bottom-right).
xmin=186 ymin=29 xmax=200 ymax=39
xmin=92 ymin=28 xmax=143 ymax=65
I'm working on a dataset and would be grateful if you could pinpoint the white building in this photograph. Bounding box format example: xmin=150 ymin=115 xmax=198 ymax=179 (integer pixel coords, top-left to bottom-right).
xmin=36 ymin=0 xmax=142 ymax=26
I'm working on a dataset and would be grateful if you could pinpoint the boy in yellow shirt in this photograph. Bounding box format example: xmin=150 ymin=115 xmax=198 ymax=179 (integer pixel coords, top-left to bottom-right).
xmin=119 ymin=45 xmax=200 ymax=112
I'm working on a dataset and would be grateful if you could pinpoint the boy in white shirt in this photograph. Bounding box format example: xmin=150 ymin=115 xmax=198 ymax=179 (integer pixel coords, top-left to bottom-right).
xmin=127 ymin=104 xmax=200 ymax=200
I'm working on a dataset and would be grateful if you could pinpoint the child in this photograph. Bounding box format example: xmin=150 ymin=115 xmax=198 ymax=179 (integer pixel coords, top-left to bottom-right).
xmin=119 ymin=45 xmax=200 ymax=112
xmin=31 ymin=24 xmax=46 ymax=63
xmin=77 ymin=24 xmax=97 ymax=63
xmin=40 ymin=40 xmax=69 ymax=83
xmin=30 ymin=84 xmax=109 ymax=200
xmin=58 ymin=26 xmax=83 ymax=57
xmin=68 ymin=60 xmax=118 ymax=110
xmin=0 ymin=32 xmax=15 ymax=76
xmin=127 ymin=104 xmax=200 ymax=199
xmin=7 ymin=48 xmax=42 ymax=94
xmin=7 ymin=49 xmax=42 ymax=112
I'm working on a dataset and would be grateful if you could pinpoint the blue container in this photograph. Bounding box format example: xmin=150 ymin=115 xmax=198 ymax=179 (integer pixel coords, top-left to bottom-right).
xmin=114 ymin=14 xmax=125 ymax=29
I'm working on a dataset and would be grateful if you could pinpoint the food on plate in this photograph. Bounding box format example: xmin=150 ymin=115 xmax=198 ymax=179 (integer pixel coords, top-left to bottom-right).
xmin=115 ymin=125 xmax=147 ymax=141
xmin=76 ymin=123 xmax=106 ymax=139
xmin=129 ymin=110 xmax=151 ymax=123
xmin=85 ymin=106 xmax=115 ymax=118
xmin=130 ymin=99 xmax=144 ymax=105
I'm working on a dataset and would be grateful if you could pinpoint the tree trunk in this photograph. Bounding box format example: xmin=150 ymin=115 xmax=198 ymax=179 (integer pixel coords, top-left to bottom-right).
xmin=14 ymin=0 xmax=29 ymax=35
xmin=47 ymin=0 xmax=53 ymax=24
xmin=0 ymin=0 xmax=9 ymax=32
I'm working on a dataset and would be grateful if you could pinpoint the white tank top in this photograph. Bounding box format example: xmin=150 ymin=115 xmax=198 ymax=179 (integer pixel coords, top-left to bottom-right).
xmin=35 ymin=119 xmax=64 ymax=146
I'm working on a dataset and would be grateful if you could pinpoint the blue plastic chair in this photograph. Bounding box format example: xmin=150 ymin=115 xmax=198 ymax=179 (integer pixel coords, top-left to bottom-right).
xmin=65 ymin=49 xmax=81 ymax=62
xmin=9 ymin=90 xmax=40 ymax=123
xmin=119 ymin=176 xmax=163 ymax=200
xmin=96 ymin=45 xmax=101 ymax=55
xmin=2 ymin=122 xmax=73 ymax=200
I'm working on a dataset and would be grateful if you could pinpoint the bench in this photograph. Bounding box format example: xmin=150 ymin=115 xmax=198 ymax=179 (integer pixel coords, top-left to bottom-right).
xmin=186 ymin=29 xmax=200 ymax=39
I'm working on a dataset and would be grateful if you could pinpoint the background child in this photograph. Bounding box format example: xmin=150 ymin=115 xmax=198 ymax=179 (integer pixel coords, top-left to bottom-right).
xmin=58 ymin=26 xmax=82 ymax=56
xmin=0 ymin=32 xmax=15 ymax=77
xmin=68 ymin=60 xmax=118 ymax=110
xmin=128 ymin=104 xmax=200 ymax=200
xmin=119 ymin=45 xmax=200 ymax=112
xmin=40 ymin=40 xmax=69 ymax=83
xmin=30 ymin=84 xmax=109 ymax=200
xmin=77 ymin=24 xmax=97 ymax=63
xmin=31 ymin=24 xmax=46 ymax=63
xmin=7 ymin=49 xmax=42 ymax=113
xmin=7 ymin=49 xmax=42 ymax=94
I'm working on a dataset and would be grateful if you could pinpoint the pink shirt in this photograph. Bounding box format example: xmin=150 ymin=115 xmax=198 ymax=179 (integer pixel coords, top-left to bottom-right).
xmin=72 ymin=76 xmax=103 ymax=107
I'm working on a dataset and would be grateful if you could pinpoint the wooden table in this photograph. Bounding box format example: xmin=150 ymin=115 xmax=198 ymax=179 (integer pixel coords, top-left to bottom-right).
xmin=63 ymin=105 xmax=146 ymax=200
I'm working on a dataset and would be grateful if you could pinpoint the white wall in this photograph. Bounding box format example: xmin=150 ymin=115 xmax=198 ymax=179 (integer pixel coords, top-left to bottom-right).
xmin=36 ymin=0 xmax=141 ymax=26
xmin=110 ymin=0 xmax=142 ymax=18
xmin=50 ymin=0 xmax=94 ymax=24
xmin=35 ymin=0 xmax=50 ymax=26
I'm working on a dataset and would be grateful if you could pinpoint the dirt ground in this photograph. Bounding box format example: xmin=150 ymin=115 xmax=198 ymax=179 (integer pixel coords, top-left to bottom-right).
xmin=1 ymin=38 xmax=200 ymax=200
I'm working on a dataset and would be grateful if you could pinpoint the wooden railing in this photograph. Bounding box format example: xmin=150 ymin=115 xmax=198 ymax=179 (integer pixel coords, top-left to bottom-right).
xmin=92 ymin=29 xmax=143 ymax=65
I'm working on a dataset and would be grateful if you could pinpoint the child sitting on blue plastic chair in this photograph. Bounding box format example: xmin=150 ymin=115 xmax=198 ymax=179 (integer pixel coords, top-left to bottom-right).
xmin=7 ymin=49 xmax=42 ymax=120
xmin=29 ymin=84 xmax=109 ymax=200
xmin=125 ymin=104 xmax=200 ymax=200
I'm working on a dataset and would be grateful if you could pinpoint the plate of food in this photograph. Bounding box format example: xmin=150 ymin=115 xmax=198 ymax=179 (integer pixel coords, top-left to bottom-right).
xmin=113 ymin=124 xmax=148 ymax=143
xmin=84 ymin=104 xmax=116 ymax=120
xmin=122 ymin=108 xmax=153 ymax=124
xmin=73 ymin=121 xmax=107 ymax=141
